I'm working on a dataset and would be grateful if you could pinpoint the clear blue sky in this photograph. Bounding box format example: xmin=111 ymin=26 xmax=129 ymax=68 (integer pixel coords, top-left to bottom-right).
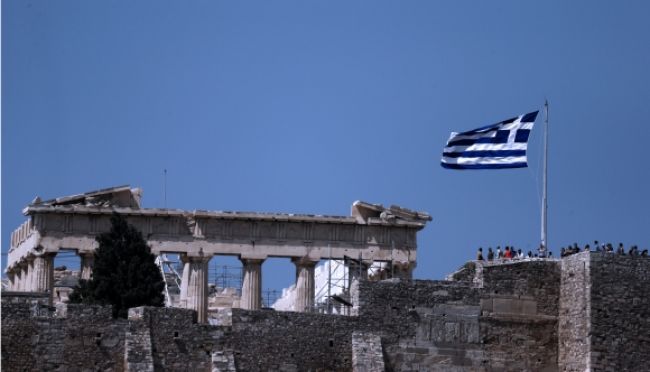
xmin=3 ymin=1 xmax=649 ymax=292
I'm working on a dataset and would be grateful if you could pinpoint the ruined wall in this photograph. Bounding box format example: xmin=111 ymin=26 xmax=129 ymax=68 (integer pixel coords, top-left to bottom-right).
xmin=129 ymin=307 xmax=232 ymax=371
xmin=3 ymin=255 xmax=647 ymax=372
xmin=230 ymin=309 xmax=357 ymax=371
xmin=356 ymin=265 xmax=561 ymax=372
xmin=356 ymin=280 xmax=485 ymax=371
xmin=479 ymin=260 xmax=561 ymax=371
xmin=352 ymin=332 xmax=385 ymax=372
xmin=558 ymin=252 xmax=591 ymax=371
xmin=480 ymin=316 xmax=557 ymax=372
xmin=588 ymin=253 xmax=650 ymax=371
xmin=1 ymin=294 xmax=127 ymax=372
xmin=481 ymin=260 xmax=561 ymax=316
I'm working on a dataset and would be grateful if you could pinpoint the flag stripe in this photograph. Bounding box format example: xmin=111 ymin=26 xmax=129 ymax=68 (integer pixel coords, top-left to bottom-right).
xmin=443 ymin=142 xmax=529 ymax=152
xmin=441 ymin=156 xmax=528 ymax=165
xmin=442 ymin=150 xmax=526 ymax=159
xmin=441 ymin=162 xmax=528 ymax=170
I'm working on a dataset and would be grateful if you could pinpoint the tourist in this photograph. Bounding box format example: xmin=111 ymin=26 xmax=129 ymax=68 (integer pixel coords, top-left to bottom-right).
xmin=617 ymin=243 xmax=625 ymax=255
xmin=560 ymin=247 xmax=566 ymax=257
xmin=517 ymin=249 xmax=524 ymax=259
xmin=527 ymin=251 xmax=533 ymax=258
xmin=477 ymin=247 xmax=484 ymax=261
xmin=642 ymin=249 xmax=648 ymax=257
xmin=584 ymin=244 xmax=590 ymax=252
xmin=594 ymin=240 xmax=601 ymax=252
xmin=504 ymin=246 xmax=512 ymax=259
xmin=497 ymin=246 xmax=503 ymax=259
xmin=487 ymin=247 xmax=494 ymax=261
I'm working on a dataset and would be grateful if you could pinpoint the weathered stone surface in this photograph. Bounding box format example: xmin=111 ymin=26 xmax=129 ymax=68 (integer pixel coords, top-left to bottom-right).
xmin=558 ymin=252 xmax=590 ymax=371
xmin=352 ymin=332 xmax=385 ymax=372
xmin=1 ymin=294 xmax=127 ymax=372
xmin=7 ymin=186 xmax=432 ymax=321
xmin=240 ymin=258 xmax=263 ymax=310
xmin=3 ymin=254 xmax=648 ymax=371
xmin=125 ymin=311 xmax=154 ymax=372
xmin=230 ymin=309 xmax=357 ymax=371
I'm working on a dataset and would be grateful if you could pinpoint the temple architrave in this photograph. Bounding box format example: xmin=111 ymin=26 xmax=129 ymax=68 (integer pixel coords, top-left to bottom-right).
xmin=5 ymin=185 xmax=431 ymax=322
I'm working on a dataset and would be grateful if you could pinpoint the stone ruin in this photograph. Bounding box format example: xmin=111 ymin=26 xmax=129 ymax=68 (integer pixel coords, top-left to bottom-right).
xmin=2 ymin=187 xmax=649 ymax=371
xmin=5 ymin=186 xmax=431 ymax=322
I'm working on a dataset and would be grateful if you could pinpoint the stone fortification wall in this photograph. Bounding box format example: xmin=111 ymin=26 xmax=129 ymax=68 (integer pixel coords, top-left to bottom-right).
xmin=481 ymin=260 xmax=561 ymax=316
xmin=230 ymin=308 xmax=357 ymax=371
xmin=479 ymin=260 xmax=560 ymax=371
xmin=3 ymin=254 xmax=647 ymax=372
xmin=128 ymin=307 xmax=233 ymax=371
xmin=588 ymin=253 xmax=650 ymax=371
xmin=559 ymin=252 xmax=650 ymax=371
xmin=558 ymin=252 xmax=591 ymax=371
xmin=356 ymin=272 xmax=559 ymax=372
xmin=480 ymin=315 xmax=557 ymax=372
xmin=1 ymin=294 xmax=127 ymax=372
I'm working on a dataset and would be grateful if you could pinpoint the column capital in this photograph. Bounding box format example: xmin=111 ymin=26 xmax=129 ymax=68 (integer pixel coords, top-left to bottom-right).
xmin=239 ymin=257 xmax=265 ymax=265
xmin=291 ymin=257 xmax=319 ymax=267
xmin=180 ymin=252 xmax=212 ymax=264
xmin=34 ymin=252 xmax=57 ymax=260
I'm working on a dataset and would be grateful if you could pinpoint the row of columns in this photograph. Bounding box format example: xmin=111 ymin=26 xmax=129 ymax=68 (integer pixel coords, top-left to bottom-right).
xmin=7 ymin=250 xmax=411 ymax=324
xmin=177 ymin=254 xmax=320 ymax=323
xmin=6 ymin=254 xmax=56 ymax=302
xmin=6 ymin=252 xmax=95 ymax=303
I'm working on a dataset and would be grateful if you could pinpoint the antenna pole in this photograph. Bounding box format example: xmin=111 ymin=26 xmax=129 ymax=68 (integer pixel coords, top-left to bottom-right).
xmin=328 ymin=244 xmax=332 ymax=314
xmin=541 ymin=101 xmax=549 ymax=257
xmin=164 ymin=169 xmax=167 ymax=208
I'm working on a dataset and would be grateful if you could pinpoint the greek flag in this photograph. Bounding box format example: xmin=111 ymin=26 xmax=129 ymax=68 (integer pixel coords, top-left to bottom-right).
xmin=441 ymin=111 xmax=539 ymax=169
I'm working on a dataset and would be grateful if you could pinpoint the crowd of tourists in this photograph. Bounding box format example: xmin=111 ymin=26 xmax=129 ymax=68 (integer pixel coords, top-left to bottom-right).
xmin=475 ymin=241 xmax=648 ymax=261
xmin=560 ymin=241 xmax=648 ymax=257
xmin=475 ymin=246 xmax=549 ymax=261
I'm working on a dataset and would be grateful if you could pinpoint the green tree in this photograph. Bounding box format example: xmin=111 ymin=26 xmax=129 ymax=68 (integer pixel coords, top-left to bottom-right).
xmin=69 ymin=214 xmax=165 ymax=318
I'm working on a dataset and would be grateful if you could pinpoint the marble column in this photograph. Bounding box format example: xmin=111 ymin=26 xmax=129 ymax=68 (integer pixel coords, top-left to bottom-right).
xmin=20 ymin=260 xmax=31 ymax=292
xmin=32 ymin=253 xmax=56 ymax=304
xmin=179 ymin=254 xmax=211 ymax=323
xmin=79 ymin=252 xmax=95 ymax=280
xmin=240 ymin=258 xmax=264 ymax=310
xmin=7 ymin=270 xmax=16 ymax=291
xmin=14 ymin=267 xmax=23 ymax=292
xmin=27 ymin=257 xmax=38 ymax=292
xmin=293 ymin=258 xmax=318 ymax=312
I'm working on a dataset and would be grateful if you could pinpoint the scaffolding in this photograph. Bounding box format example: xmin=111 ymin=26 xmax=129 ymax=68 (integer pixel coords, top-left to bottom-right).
xmin=155 ymin=254 xmax=182 ymax=307
xmin=210 ymin=264 xmax=243 ymax=296
xmin=262 ymin=289 xmax=282 ymax=308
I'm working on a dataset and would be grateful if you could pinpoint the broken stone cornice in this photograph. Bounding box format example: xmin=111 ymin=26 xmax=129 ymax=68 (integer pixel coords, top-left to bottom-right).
xmin=24 ymin=204 xmax=429 ymax=227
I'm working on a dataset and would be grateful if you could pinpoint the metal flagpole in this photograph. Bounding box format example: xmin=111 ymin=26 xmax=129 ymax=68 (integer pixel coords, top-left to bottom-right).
xmin=540 ymin=100 xmax=549 ymax=257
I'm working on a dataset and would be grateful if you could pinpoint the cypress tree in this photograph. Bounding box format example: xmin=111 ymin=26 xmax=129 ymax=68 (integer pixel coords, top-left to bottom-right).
xmin=69 ymin=214 xmax=165 ymax=318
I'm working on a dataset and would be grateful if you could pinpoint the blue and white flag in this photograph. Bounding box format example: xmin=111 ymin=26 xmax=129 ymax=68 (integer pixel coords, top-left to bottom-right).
xmin=441 ymin=111 xmax=539 ymax=169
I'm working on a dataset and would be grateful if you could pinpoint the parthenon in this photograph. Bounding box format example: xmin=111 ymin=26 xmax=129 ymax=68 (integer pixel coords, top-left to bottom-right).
xmin=5 ymin=185 xmax=432 ymax=322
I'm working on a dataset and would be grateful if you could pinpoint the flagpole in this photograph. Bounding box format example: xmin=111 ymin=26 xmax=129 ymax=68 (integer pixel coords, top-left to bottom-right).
xmin=541 ymin=100 xmax=549 ymax=257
